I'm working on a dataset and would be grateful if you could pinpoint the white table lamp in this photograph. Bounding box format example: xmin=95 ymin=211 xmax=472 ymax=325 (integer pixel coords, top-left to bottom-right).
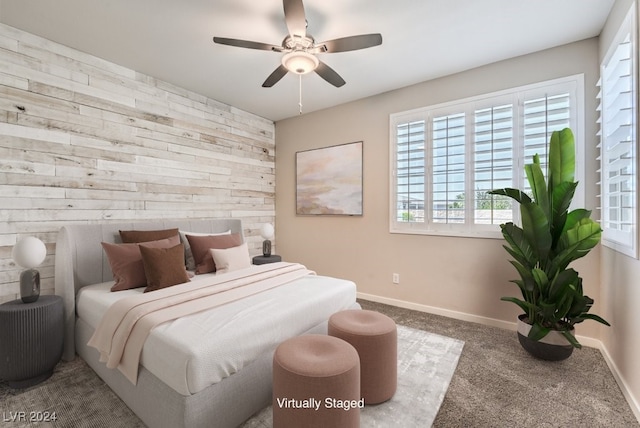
xmin=260 ymin=223 xmax=274 ymax=257
xmin=12 ymin=237 xmax=46 ymax=303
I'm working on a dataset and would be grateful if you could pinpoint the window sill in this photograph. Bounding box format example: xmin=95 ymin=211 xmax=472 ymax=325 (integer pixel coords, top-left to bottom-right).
xmin=389 ymin=225 xmax=503 ymax=240
xmin=602 ymin=239 xmax=638 ymax=259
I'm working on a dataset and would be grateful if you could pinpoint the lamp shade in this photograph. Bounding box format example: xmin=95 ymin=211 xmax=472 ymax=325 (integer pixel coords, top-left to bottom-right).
xmin=260 ymin=223 xmax=274 ymax=240
xmin=12 ymin=237 xmax=46 ymax=269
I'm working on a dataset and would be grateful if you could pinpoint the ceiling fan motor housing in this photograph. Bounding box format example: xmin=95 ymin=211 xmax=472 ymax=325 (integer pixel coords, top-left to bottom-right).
xmin=282 ymin=34 xmax=316 ymax=50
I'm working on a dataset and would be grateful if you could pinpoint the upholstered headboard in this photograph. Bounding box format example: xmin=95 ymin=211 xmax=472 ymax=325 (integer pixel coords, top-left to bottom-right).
xmin=54 ymin=219 xmax=244 ymax=361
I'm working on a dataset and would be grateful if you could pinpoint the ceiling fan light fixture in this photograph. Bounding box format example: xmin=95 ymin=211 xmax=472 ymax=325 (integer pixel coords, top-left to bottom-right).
xmin=281 ymin=51 xmax=318 ymax=74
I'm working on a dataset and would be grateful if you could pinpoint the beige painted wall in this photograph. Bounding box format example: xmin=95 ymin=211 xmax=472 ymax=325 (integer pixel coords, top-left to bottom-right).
xmin=275 ymin=38 xmax=603 ymax=339
xmin=598 ymin=0 xmax=640 ymax=417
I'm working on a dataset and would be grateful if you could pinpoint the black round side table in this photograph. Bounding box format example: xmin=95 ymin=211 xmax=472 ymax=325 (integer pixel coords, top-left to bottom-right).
xmin=252 ymin=254 xmax=282 ymax=265
xmin=0 ymin=295 xmax=64 ymax=388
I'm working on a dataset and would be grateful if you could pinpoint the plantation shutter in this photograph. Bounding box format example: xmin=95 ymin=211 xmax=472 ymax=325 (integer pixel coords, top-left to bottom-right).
xmin=432 ymin=113 xmax=465 ymax=224
xmin=390 ymin=74 xmax=583 ymax=238
xmin=598 ymin=19 xmax=637 ymax=256
xmin=522 ymin=93 xmax=572 ymax=195
xmin=473 ymin=104 xmax=514 ymax=225
xmin=396 ymin=120 xmax=426 ymax=223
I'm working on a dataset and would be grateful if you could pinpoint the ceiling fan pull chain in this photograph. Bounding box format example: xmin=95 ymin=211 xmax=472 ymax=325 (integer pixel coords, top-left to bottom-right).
xmin=298 ymin=74 xmax=303 ymax=115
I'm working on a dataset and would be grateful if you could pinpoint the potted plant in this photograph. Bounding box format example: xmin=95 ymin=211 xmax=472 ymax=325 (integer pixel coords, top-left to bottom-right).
xmin=489 ymin=128 xmax=609 ymax=360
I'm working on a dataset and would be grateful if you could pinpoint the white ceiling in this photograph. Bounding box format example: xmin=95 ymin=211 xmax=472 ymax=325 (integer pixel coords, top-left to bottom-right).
xmin=0 ymin=0 xmax=615 ymax=122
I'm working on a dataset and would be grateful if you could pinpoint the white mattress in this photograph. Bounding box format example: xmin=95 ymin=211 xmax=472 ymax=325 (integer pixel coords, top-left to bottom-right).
xmin=76 ymin=271 xmax=357 ymax=396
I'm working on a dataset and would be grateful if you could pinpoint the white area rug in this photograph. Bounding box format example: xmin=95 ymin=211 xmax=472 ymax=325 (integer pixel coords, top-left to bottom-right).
xmin=241 ymin=325 xmax=465 ymax=427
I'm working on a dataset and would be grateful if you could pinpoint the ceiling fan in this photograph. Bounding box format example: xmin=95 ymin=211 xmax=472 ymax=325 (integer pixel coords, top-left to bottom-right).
xmin=213 ymin=0 xmax=382 ymax=88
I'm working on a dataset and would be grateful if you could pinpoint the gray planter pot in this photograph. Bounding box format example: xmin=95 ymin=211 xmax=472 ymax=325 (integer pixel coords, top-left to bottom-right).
xmin=516 ymin=314 xmax=574 ymax=361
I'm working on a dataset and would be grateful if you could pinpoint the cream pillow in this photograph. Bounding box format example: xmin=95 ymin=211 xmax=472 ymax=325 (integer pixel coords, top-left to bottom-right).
xmin=209 ymin=243 xmax=251 ymax=274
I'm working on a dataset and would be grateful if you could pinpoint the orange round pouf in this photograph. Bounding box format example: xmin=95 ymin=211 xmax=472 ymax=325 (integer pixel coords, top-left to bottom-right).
xmin=272 ymin=334 xmax=361 ymax=428
xmin=328 ymin=310 xmax=397 ymax=404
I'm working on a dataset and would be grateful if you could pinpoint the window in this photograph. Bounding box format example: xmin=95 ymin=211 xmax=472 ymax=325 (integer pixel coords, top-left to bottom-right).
xmin=598 ymin=4 xmax=637 ymax=258
xmin=390 ymin=75 xmax=584 ymax=238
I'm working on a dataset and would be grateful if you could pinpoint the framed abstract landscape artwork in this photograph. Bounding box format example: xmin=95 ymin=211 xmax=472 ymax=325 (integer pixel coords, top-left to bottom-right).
xmin=296 ymin=141 xmax=363 ymax=215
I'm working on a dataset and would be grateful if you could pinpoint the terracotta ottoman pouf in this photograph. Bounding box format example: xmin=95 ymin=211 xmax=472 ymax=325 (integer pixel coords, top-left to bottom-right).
xmin=272 ymin=334 xmax=361 ymax=428
xmin=328 ymin=309 xmax=397 ymax=404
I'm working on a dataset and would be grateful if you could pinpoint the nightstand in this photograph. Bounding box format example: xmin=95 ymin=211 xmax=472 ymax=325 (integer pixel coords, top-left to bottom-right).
xmin=252 ymin=255 xmax=282 ymax=265
xmin=0 ymin=295 xmax=64 ymax=388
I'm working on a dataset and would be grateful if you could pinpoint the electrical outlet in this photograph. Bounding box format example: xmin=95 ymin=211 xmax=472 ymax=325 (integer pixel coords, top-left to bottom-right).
xmin=392 ymin=273 xmax=400 ymax=284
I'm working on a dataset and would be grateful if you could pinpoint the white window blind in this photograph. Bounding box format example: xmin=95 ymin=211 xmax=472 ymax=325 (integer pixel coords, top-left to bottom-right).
xmin=522 ymin=93 xmax=572 ymax=195
xmin=598 ymin=4 xmax=637 ymax=257
xmin=473 ymin=104 xmax=514 ymax=225
xmin=396 ymin=120 xmax=426 ymax=223
xmin=432 ymin=113 xmax=465 ymax=225
xmin=390 ymin=75 xmax=583 ymax=238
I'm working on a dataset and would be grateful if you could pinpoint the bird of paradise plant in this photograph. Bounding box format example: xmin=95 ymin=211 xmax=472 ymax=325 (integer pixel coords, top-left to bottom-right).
xmin=489 ymin=128 xmax=609 ymax=348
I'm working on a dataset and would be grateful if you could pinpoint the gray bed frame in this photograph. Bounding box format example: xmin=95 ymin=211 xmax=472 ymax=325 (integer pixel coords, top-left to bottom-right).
xmin=54 ymin=219 xmax=348 ymax=428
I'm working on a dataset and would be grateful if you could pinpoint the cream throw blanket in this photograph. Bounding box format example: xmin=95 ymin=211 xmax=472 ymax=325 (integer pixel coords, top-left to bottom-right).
xmin=88 ymin=262 xmax=314 ymax=385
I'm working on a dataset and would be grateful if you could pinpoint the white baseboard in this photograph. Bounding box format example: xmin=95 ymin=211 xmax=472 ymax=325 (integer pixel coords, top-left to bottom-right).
xmin=357 ymin=292 xmax=640 ymax=424
xmin=357 ymin=292 xmax=515 ymax=331
xmin=599 ymin=343 xmax=640 ymax=423
xmin=357 ymin=292 xmax=601 ymax=347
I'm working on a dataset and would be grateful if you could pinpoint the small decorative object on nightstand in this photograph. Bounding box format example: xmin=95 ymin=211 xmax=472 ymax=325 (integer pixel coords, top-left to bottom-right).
xmin=254 ymin=223 xmax=280 ymax=264
xmin=260 ymin=223 xmax=274 ymax=257
xmin=252 ymin=254 xmax=282 ymax=265
xmin=12 ymin=236 xmax=47 ymax=303
xmin=0 ymin=295 xmax=64 ymax=388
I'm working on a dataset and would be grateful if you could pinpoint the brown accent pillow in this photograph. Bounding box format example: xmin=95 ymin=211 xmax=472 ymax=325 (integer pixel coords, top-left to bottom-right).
xmin=179 ymin=230 xmax=231 ymax=271
xmin=140 ymin=244 xmax=190 ymax=292
xmin=186 ymin=233 xmax=243 ymax=274
xmin=119 ymin=228 xmax=179 ymax=243
xmin=102 ymin=235 xmax=180 ymax=291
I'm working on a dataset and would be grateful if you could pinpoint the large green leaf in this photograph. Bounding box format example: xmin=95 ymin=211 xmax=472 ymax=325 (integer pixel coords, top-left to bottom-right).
xmin=562 ymin=208 xmax=592 ymax=236
xmin=574 ymin=313 xmax=611 ymax=326
xmin=520 ymin=202 xmax=552 ymax=264
xmin=500 ymin=223 xmax=536 ymax=268
xmin=488 ymin=188 xmax=532 ymax=204
xmin=560 ymin=218 xmax=602 ymax=259
xmin=501 ymin=297 xmax=535 ymax=316
xmin=528 ymin=321 xmax=550 ymax=341
xmin=561 ymin=330 xmax=582 ymax=348
xmin=551 ymin=291 xmax=573 ymax=322
xmin=532 ymin=268 xmax=550 ymax=295
xmin=551 ymin=218 xmax=601 ymax=272
xmin=566 ymin=293 xmax=593 ymax=319
xmin=550 ymin=181 xmax=578 ymax=244
xmin=525 ymin=156 xmax=550 ymax=221
xmin=548 ymin=269 xmax=579 ymax=301
xmin=539 ymin=300 xmax=564 ymax=323
xmin=549 ymin=128 xmax=575 ymax=184
xmin=509 ymin=260 xmax=536 ymax=293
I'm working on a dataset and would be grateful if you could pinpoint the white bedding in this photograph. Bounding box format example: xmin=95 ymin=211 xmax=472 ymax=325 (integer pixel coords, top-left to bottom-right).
xmin=76 ymin=271 xmax=356 ymax=396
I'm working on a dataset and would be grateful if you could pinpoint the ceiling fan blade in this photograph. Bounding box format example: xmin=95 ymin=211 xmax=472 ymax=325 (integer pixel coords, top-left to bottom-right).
xmin=283 ymin=0 xmax=306 ymax=38
xmin=317 ymin=34 xmax=383 ymax=53
xmin=315 ymin=61 xmax=346 ymax=87
xmin=262 ymin=65 xmax=289 ymax=87
xmin=213 ymin=37 xmax=282 ymax=52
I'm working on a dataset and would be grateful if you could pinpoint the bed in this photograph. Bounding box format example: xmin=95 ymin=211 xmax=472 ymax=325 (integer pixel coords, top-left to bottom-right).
xmin=54 ymin=219 xmax=359 ymax=428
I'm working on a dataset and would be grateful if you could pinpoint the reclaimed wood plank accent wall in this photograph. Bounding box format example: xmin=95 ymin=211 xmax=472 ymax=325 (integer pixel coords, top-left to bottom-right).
xmin=0 ymin=24 xmax=276 ymax=303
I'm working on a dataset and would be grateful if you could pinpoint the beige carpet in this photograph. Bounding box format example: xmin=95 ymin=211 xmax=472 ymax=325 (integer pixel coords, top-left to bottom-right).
xmin=359 ymin=300 xmax=639 ymax=428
